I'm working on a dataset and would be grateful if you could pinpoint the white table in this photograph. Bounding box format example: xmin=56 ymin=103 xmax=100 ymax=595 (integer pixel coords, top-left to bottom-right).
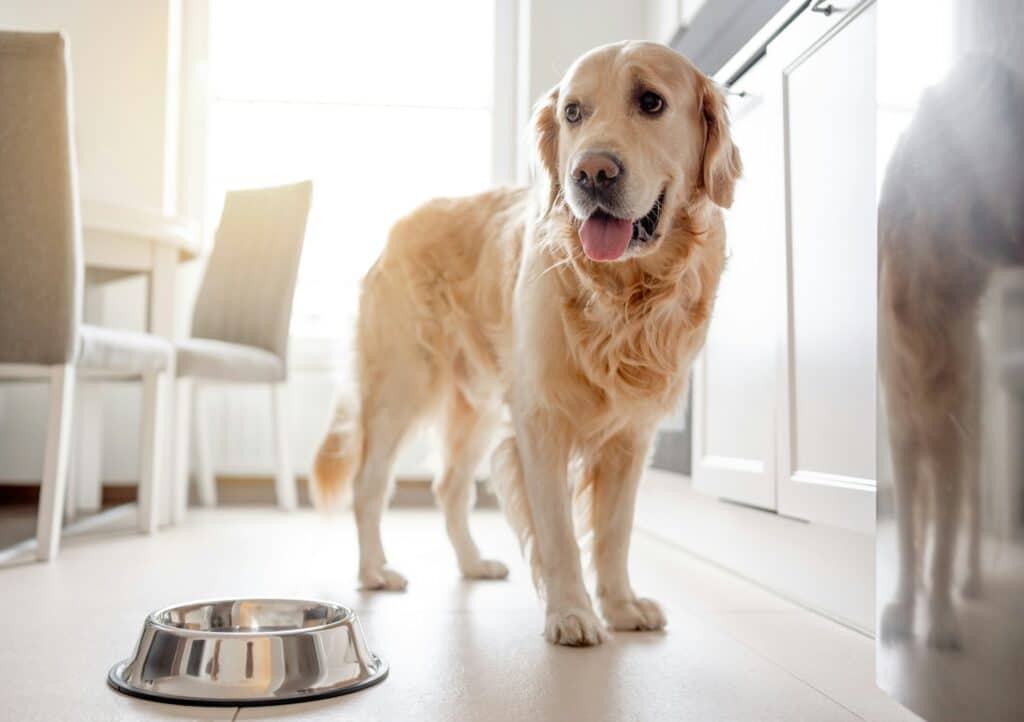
xmin=69 ymin=201 xmax=200 ymax=526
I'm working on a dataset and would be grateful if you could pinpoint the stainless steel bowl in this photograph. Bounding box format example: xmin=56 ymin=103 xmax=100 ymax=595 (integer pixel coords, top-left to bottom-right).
xmin=108 ymin=599 xmax=387 ymax=707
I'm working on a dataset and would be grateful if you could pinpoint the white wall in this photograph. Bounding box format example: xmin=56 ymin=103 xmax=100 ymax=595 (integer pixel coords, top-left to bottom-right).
xmin=0 ymin=1 xmax=174 ymax=210
xmin=647 ymin=0 xmax=684 ymax=43
xmin=646 ymin=0 xmax=711 ymax=44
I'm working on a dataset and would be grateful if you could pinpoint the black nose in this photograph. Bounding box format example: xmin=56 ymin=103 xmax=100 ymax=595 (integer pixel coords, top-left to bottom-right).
xmin=572 ymin=152 xmax=623 ymax=194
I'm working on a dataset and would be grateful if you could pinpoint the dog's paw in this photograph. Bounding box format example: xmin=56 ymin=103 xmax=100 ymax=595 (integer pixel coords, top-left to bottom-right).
xmin=879 ymin=600 xmax=914 ymax=643
xmin=461 ymin=558 xmax=509 ymax=580
xmin=601 ymin=597 xmax=667 ymax=631
xmin=926 ymin=604 xmax=963 ymax=651
xmin=359 ymin=565 xmax=408 ymax=591
xmin=545 ymin=606 xmax=608 ymax=647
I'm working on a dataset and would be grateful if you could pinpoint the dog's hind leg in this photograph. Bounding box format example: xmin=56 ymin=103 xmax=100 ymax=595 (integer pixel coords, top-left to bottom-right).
xmin=434 ymin=391 xmax=508 ymax=580
xmin=962 ymin=427 xmax=983 ymax=599
xmin=961 ymin=352 xmax=984 ymax=599
xmin=354 ymin=379 xmax=431 ymax=591
xmin=880 ymin=423 xmax=922 ymax=642
xmin=925 ymin=423 xmax=965 ymax=650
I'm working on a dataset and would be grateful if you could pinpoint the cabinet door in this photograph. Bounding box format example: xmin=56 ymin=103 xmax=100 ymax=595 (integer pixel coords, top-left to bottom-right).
xmin=692 ymin=56 xmax=784 ymax=509
xmin=775 ymin=1 xmax=877 ymax=533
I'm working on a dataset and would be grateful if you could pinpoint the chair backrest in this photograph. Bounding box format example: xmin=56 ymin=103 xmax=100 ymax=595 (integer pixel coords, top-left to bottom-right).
xmin=0 ymin=31 xmax=82 ymax=365
xmin=191 ymin=181 xmax=313 ymax=365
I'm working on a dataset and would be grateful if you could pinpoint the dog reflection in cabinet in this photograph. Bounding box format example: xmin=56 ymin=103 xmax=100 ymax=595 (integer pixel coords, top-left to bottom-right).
xmin=878 ymin=54 xmax=1024 ymax=650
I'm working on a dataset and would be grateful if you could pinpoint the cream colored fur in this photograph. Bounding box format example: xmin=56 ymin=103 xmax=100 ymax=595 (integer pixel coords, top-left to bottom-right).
xmin=312 ymin=41 xmax=740 ymax=645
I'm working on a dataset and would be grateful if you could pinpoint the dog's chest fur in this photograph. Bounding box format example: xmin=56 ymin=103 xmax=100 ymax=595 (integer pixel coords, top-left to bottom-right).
xmin=550 ymin=219 xmax=724 ymax=424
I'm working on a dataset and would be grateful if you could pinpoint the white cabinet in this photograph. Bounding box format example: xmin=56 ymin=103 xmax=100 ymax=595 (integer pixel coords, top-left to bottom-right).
xmin=692 ymin=56 xmax=783 ymax=510
xmin=776 ymin=1 xmax=877 ymax=533
xmin=693 ymin=1 xmax=877 ymax=534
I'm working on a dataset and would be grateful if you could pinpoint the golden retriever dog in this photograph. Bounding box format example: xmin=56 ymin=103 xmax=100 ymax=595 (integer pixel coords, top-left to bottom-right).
xmin=312 ymin=41 xmax=740 ymax=646
xmin=878 ymin=55 xmax=1024 ymax=650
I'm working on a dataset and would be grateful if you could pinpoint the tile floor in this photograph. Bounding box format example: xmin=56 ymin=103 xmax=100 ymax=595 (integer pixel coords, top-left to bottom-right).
xmin=0 ymin=505 xmax=921 ymax=721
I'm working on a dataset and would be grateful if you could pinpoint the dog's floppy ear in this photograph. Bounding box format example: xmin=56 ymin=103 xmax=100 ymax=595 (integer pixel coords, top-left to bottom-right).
xmin=700 ymin=78 xmax=742 ymax=208
xmin=532 ymin=85 xmax=561 ymax=213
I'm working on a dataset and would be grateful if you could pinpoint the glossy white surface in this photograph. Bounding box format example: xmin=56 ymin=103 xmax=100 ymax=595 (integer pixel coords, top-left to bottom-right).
xmin=783 ymin=4 xmax=878 ymax=484
xmin=695 ymin=2 xmax=879 ymax=534
xmin=693 ymin=49 xmax=783 ymax=511
xmin=875 ymin=1 xmax=1024 ymax=718
xmin=773 ymin=1 xmax=879 ymax=534
xmin=0 ymin=505 xmax=915 ymax=721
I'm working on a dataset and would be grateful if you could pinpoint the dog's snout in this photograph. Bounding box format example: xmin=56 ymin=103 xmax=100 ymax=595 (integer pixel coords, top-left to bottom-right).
xmin=572 ymin=152 xmax=623 ymax=195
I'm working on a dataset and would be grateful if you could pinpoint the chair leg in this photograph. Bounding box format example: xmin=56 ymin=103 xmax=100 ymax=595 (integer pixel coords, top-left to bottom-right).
xmin=137 ymin=371 xmax=165 ymax=534
xmin=271 ymin=382 xmax=298 ymax=511
xmin=36 ymin=365 xmax=76 ymax=562
xmin=172 ymin=378 xmax=193 ymax=524
xmin=193 ymin=385 xmax=218 ymax=507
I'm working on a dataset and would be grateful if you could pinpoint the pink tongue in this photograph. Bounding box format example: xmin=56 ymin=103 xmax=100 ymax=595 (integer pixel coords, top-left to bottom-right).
xmin=579 ymin=215 xmax=633 ymax=261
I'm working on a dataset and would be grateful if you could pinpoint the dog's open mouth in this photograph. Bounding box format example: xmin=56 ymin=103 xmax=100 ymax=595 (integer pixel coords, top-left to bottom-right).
xmin=579 ymin=191 xmax=665 ymax=261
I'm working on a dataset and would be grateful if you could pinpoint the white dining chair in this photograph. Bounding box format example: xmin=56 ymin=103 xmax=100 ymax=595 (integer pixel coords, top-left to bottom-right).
xmin=0 ymin=31 xmax=174 ymax=561
xmin=173 ymin=181 xmax=312 ymax=521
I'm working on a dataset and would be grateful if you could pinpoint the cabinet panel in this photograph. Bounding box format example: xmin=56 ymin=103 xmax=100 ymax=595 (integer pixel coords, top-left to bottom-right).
xmin=692 ymin=0 xmax=879 ymax=532
xmin=692 ymin=57 xmax=783 ymax=509
xmin=777 ymin=1 xmax=877 ymax=532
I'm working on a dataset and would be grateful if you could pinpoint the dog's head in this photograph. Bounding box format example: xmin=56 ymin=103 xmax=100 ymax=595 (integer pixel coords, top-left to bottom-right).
xmin=533 ymin=41 xmax=741 ymax=262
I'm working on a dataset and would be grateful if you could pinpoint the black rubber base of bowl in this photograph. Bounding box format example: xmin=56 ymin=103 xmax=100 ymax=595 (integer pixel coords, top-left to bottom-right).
xmin=106 ymin=658 xmax=389 ymax=708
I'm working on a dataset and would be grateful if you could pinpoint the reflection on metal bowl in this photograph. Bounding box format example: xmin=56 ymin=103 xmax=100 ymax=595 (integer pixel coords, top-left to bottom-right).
xmin=108 ymin=599 xmax=387 ymax=707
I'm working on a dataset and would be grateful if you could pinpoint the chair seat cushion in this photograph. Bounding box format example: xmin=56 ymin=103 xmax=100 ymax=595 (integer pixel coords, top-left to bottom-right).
xmin=77 ymin=325 xmax=173 ymax=374
xmin=177 ymin=338 xmax=285 ymax=383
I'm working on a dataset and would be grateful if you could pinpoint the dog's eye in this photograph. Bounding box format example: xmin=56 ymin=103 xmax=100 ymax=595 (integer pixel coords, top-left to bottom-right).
xmin=638 ymin=91 xmax=664 ymax=115
xmin=564 ymin=103 xmax=582 ymax=123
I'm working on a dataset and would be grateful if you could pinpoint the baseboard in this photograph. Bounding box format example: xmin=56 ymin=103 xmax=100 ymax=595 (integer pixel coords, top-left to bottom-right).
xmin=211 ymin=476 xmax=498 ymax=508
xmin=0 ymin=483 xmax=138 ymax=507
xmin=0 ymin=484 xmax=41 ymax=505
xmin=0 ymin=477 xmax=499 ymax=509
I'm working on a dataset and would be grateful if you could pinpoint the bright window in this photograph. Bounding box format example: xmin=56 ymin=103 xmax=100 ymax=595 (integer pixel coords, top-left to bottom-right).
xmin=207 ymin=1 xmax=497 ymax=341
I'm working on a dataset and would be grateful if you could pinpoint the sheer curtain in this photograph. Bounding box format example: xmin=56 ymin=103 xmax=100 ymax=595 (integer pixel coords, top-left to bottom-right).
xmin=202 ymin=1 xmax=497 ymax=476
xmin=207 ymin=0 xmax=496 ymax=345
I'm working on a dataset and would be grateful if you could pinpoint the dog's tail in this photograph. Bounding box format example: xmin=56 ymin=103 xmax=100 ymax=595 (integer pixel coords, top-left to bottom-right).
xmin=310 ymin=393 xmax=363 ymax=509
xmin=490 ymin=434 xmax=543 ymax=591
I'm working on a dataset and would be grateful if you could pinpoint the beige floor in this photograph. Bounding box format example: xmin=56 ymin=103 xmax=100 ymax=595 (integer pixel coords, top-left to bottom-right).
xmin=0 ymin=505 xmax=920 ymax=722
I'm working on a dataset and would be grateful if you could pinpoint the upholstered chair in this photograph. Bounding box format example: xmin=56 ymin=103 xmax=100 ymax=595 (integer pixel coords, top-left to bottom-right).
xmin=173 ymin=181 xmax=312 ymax=520
xmin=0 ymin=31 xmax=173 ymax=561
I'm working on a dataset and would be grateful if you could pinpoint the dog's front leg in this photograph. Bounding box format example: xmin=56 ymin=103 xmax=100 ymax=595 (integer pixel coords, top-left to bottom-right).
xmin=589 ymin=432 xmax=667 ymax=632
xmin=514 ymin=407 xmax=607 ymax=646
